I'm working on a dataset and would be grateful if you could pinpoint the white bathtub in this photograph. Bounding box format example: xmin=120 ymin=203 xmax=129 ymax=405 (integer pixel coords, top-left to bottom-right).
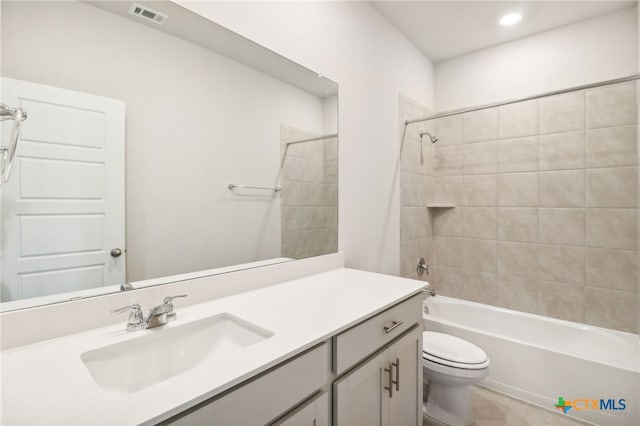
xmin=423 ymin=296 xmax=639 ymax=426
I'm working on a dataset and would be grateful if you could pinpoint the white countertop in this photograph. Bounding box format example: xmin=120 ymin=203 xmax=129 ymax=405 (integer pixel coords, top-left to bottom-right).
xmin=1 ymin=268 xmax=425 ymax=426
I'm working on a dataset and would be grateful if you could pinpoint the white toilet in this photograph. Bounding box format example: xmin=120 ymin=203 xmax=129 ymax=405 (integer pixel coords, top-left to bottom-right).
xmin=422 ymin=331 xmax=490 ymax=426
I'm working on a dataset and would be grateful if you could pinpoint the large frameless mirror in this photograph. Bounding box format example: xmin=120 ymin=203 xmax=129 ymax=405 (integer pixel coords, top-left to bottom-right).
xmin=0 ymin=0 xmax=338 ymax=311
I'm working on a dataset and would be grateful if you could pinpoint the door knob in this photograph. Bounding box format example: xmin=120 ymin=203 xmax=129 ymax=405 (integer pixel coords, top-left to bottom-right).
xmin=110 ymin=248 xmax=123 ymax=258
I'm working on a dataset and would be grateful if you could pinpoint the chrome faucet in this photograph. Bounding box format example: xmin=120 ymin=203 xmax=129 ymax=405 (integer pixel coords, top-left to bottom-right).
xmin=112 ymin=295 xmax=188 ymax=332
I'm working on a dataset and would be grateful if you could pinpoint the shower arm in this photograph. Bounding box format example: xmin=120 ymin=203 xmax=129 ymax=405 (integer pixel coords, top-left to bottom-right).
xmin=1 ymin=103 xmax=28 ymax=184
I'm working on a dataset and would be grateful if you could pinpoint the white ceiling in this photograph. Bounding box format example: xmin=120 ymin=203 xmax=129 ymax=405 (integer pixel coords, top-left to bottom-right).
xmin=372 ymin=1 xmax=637 ymax=63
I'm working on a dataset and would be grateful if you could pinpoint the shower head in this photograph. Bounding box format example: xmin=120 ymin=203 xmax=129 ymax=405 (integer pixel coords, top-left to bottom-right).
xmin=419 ymin=131 xmax=439 ymax=144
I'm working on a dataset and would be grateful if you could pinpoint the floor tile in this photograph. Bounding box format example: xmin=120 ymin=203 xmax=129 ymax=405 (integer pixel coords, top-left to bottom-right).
xmin=424 ymin=386 xmax=589 ymax=426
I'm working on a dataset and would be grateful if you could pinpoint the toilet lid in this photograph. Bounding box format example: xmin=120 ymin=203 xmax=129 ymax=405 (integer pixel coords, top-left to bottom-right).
xmin=423 ymin=331 xmax=488 ymax=367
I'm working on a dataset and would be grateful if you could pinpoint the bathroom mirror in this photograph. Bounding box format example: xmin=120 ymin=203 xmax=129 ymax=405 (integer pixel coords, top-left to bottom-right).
xmin=0 ymin=0 xmax=338 ymax=310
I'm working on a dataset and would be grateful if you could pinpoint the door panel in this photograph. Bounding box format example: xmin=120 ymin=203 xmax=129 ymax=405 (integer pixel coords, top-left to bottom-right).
xmin=20 ymin=158 xmax=104 ymax=199
xmin=19 ymin=265 xmax=104 ymax=299
xmin=19 ymin=215 xmax=103 ymax=256
xmin=1 ymin=77 xmax=125 ymax=301
xmin=19 ymin=98 xmax=105 ymax=148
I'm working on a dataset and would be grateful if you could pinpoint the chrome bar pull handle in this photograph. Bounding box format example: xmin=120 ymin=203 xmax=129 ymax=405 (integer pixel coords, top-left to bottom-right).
xmin=393 ymin=358 xmax=400 ymax=391
xmin=384 ymin=365 xmax=393 ymax=398
xmin=383 ymin=320 xmax=403 ymax=334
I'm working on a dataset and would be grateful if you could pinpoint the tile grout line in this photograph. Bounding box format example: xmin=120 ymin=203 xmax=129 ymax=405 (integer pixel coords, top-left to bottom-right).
xmin=536 ymin=97 xmax=542 ymax=313
xmin=583 ymin=89 xmax=588 ymax=313
xmin=458 ymin=116 xmax=465 ymax=279
xmin=496 ymin=107 xmax=501 ymax=291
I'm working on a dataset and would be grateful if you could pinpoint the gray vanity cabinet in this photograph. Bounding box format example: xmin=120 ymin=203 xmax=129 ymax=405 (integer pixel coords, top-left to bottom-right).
xmin=163 ymin=293 xmax=423 ymax=426
xmin=333 ymin=326 xmax=422 ymax=426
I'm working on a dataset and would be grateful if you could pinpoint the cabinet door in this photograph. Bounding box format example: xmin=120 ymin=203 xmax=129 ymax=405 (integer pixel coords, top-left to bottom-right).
xmin=275 ymin=393 xmax=328 ymax=426
xmin=333 ymin=349 xmax=390 ymax=426
xmin=388 ymin=327 xmax=422 ymax=426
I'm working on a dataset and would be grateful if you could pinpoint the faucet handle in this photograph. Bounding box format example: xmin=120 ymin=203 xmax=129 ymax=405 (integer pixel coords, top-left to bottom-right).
xmin=112 ymin=304 xmax=144 ymax=331
xmin=112 ymin=303 xmax=142 ymax=314
xmin=163 ymin=295 xmax=187 ymax=322
xmin=163 ymin=294 xmax=187 ymax=304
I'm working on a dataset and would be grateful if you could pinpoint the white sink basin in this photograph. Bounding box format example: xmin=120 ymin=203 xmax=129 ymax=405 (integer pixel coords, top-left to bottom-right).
xmin=81 ymin=314 xmax=273 ymax=394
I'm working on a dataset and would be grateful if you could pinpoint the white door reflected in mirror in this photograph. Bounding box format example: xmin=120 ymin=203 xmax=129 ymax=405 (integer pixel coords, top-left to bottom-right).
xmin=0 ymin=78 xmax=126 ymax=302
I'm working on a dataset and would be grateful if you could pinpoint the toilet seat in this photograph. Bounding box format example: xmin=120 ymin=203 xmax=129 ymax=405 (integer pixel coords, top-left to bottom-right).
xmin=423 ymin=331 xmax=489 ymax=370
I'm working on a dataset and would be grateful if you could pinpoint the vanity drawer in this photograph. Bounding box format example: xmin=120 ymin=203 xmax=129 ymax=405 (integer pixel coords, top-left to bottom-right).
xmin=166 ymin=343 xmax=328 ymax=426
xmin=333 ymin=294 xmax=422 ymax=375
xmin=272 ymin=392 xmax=328 ymax=426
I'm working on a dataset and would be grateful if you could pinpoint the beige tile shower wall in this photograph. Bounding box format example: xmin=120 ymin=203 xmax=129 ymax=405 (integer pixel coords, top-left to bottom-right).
xmin=281 ymin=126 xmax=338 ymax=259
xmin=430 ymin=82 xmax=639 ymax=333
xmin=399 ymin=95 xmax=433 ymax=281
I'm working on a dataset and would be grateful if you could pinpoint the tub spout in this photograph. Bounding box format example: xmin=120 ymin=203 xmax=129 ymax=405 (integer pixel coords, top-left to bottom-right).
xmin=423 ymin=287 xmax=436 ymax=297
xmin=422 ymin=287 xmax=435 ymax=315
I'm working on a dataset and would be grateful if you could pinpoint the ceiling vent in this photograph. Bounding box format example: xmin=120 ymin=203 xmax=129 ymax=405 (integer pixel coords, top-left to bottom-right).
xmin=128 ymin=3 xmax=167 ymax=25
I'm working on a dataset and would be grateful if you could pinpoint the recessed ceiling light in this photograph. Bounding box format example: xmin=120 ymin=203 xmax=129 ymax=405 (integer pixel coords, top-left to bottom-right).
xmin=500 ymin=13 xmax=522 ymax=26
